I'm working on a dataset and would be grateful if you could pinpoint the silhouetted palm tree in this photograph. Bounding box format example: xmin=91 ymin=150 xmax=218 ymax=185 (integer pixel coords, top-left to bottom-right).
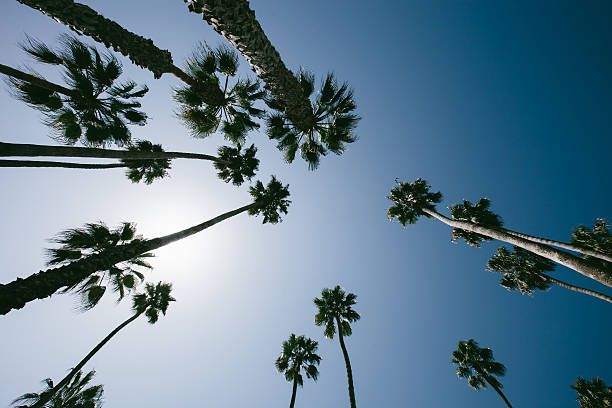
xmin=275 ymin=334 xmax=321 ymax=408
xmin=12 ymin=369 xmax=103 ymax=408
xmin=0 ymin=176 xmax=290 ymax=314
xmin=488 ymin=246 xmax=612 ymax=304
xmin=452 ymin=339 xmax=512 ymax=408
xmin=29 ymin=282 xmax=174 ymax=408
xmin=387 ymin=178 xmax=612 ymax=288
xmin=314 ymin=285 xmax=360 ymax=408
xmin=3 ymin=35 xmax=148 ymax=147
xmin=572 ymin=376 xmax=612 ymax=408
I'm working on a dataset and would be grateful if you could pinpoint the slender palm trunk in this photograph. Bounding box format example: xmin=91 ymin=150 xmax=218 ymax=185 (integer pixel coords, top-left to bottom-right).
xmin=0 ymin=159 xmax=125 ymax=169
xmin=500 ymin=227 xmax=612 ymax=264
xmin=184 ymin=0 xmax=316 ymax=132
xmin=31 ymin=311 xmax=143 ymax=408
xmin=335 ymin=316 xmax=357 ymax=408
xmin=0 ymin=142 xmax=227 ymax=164
xmin=482 ymin=374 xmax=512 ymax=408
xmin=421 ymin=208 xmax=612 ymax=288
xmin=0 ymin=203 xmax=257 ymax=315
xmin=15 ymin=0 xmax=225 ymax=105
xmin=0 ymin=63 xmax=75 ymax=96
xmin=289 ymin=374 xmax=298 ymax=408
xmin=541 ymin=273 xmax=612 ymax=304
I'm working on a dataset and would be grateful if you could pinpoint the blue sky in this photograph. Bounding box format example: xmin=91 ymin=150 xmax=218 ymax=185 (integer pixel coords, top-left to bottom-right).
xmin=1 ymin=1 xmax=611 ymax=407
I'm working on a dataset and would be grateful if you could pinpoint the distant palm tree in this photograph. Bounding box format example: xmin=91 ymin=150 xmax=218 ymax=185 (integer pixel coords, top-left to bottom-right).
xmin=275 ymin=334 xmax=321 ymax=408
xmin=0 ymin=140 xmax=259 ymax=185
xmin=29 ymin=282 xmax=174 ymax=408
xmin=314 ymin=285 xmax=360 ymax=408
xmin=452 ymin=339 xmax=512 ymax=408
xmin=12 ymin=369 xmax=103 ymax=408
xmin=387 ymin=178 xmax=612 ymax=288
xmin=184 ymin=1 xmax=360 ymax=169
xmin=0 ymin=176 xmax=290 ymax=315
xmin=488 ymin=246 xmax=612 ymax=304
xmin=2 ymin=35 xmax=148 ymax=147
xmin=572 ymin=376 xmax=612 ymax=408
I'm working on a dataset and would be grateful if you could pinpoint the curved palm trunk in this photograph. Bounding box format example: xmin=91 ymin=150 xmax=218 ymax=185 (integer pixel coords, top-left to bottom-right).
xmin=421 ymin=208 xmax=612 ymax=288
xmin=31 ymin=311 xmax=143 ymax=408
xmin=541 ymin=273 xmax=612 ymax=304
xmin=0 ymin=159 xmax=125 ymax=169
xmin=0 ymin=142 xmax=227 ymax=164
xmin=184 ymin=0 xmax=316 ymax=132
xmin=482 ymin=374 xmax=512 ymax=408
xmin=500 ymin=227 xmax=612 ymax=264
xmin=0 ymin=63 xmax=75 ymax=96
xmin=335 ymin=316 xmax=357 ymax=408
xmin=0 ymin=203 xmax=257 ymax=315
xmin=15 ymin=0 xmax=225 ymax=105
xmin=289 ymin=374 xmax=298 ymax=408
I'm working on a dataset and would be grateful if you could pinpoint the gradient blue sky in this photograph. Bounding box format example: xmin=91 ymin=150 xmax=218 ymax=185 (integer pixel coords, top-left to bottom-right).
xmin=1 ymin=1 xmax=611 ymax=407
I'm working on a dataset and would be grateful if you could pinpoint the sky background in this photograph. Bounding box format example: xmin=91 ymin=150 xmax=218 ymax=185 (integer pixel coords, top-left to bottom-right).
xmin=1 ymin=1 xmax=611 ymax=407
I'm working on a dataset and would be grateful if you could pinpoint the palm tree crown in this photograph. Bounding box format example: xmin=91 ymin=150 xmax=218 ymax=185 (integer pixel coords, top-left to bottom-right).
xmin=572 ymin=376 xmax=612 ymax=408
xmin=571 ymin=219 xmax=612 ymax=272
xmin=214 ymin=143 xmax=259 ymax=186
xmin=47 ymin=221 xmax=153 ymax=309
xmin=121 ymin=140 xmax=171 ymax=184
xmin=132 ymin=281 xmax=175 ymax=323
xmin=387 ymin=178 xmax=443 ymax=226
xmin=452 ymin=339 xmax=507 ymax=391
xmin=247 ymin=176 xmax=291 ymax=224
xmin=314 ymin=285 xmax=360 ymax=339
xmin=449 ymin=198 xmax=504 ymax=247
xmin=12 ymin=369 xmax=103 ymax=408
xmin=266 ymin=71 xmax=360 ymax=169
xmin=488 ymin=246 xmax=555 ymax=295
xmin=275 ymin=334 xmax=322 ymax=386
xmin=8 ymin=35 xmax=148 ymax=147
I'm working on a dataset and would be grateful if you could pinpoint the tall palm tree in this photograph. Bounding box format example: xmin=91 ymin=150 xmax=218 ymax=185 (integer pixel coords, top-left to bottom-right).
xmin=275 ymin=334 xmax=321 ymax=408
xmin=387 ymin=178 xmax=612 ymax=288
xmin=0 ymin=176 xmax=290 ymax=315
xmin=30 ymin=282 xmax=174 ymax=408
xmin=0 ymin=140 xmax=259 ymax=185
xmin=12 ymin=369 xmax=103 ymax=408
xmin=452 ymin=339 xmax=512 ymax=408
xmin=314 ymin=285 xmax=360 ymax=408
xmin=488 ymin=246 xmax=612 ymax=304
xmin=3 ymin=36 xmax=148 ymax=147
xmin=572 ymin=376 xmax=612 ymax=408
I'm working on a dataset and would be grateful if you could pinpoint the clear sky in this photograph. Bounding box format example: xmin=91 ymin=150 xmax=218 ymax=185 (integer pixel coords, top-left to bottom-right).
xmin=1 ymin=1 xmax=611 ymax=407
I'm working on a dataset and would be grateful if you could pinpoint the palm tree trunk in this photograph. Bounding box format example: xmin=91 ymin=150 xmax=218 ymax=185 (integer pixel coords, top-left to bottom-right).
xmin=421 ymin=208 xmax=612 ymax=288
xmin=335 ymin=316 xmax=357 ymax=408
xmin=541 ymin=273 xmax=612 ymax=304
xmin=0 ymin=142 xmax=228 ymax=164
xmin=289 ymin=374 xmax=298 ymax=408
xmin=15 ymin=0 xmax=225 ymax=105
xmin=184 ymin=0 xmax=316 ymax=132
xmin=0 ymin=203 xmax=257 ymax=315
xmin=0 ymin=63 xmax=75 ymax=96
xmin=483 ymin=374 xmax=512 ymax=408
xmin=500 ymin=227 xmax=612 ymax=264
xmin=0 ymin=159 xmax=125 ymax=169
xmin=31 ymin=311 xmax=143 ymax=408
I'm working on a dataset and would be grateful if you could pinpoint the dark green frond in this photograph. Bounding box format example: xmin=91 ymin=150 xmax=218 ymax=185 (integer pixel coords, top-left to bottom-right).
xmin=450 ymin=198 xmax=503 ymax=247
xmin=214 ymin=144 xmax=259 ymax=186
xmin=387 ymin=178 xmax=443 ymax=226
xmin=132 ymin=281 xmax=175 ymax=324
xmin=248 ymin=176 xmax=291 ymax=224
xmin=487 ymin=246 xmax=554 ymax=295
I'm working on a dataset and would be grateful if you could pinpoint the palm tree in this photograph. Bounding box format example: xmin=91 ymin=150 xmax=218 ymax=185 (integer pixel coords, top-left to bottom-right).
xmin=29 ymin=282 xmax=174 ymax=408
xmin=0 ymin=140 xmax=259 ymax=185
xmin=184 ymin=1 xmax=360 ymax=168
xmin=314 ymin=285 xmax=360 ymax=408
xmin=387 ymin=178 xmax=612 ymax=288
xmin=0 ymin=176 xmax=290 ymax=315
xmin=12 ymin=369 xmax=103 ymax=408
xmin=3 ymin=35 xmax=148 ymax=147
xmin=452 ymin=339 xmax=512 ymax=408
xmin=488 ymin=246 xmax=612 ymax=304
xmin=275 ymin=334 xmax=321 ymax=408
xmin=572 ymin=376 xmax=612 ymax=407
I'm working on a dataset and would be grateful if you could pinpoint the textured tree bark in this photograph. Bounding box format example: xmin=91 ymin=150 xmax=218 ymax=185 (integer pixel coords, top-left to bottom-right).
xmin=0 ymin=142 xmax=227 ymax=164
xmin=335 ymin=316 xmax=357 ymax=408
xmin=0 ymin=63 xmax=75 ymax=96
xmin=421 ymin=208 xmax=612 ymax=288
xmin=0 ymin=203 xmax=256 ymax=315
xmin=483 ymin=374 xmax=513 ymax=408
xmin=184 ymin=0 xmax=316 ymax=132
xmin=15 ymin=0 xmax=225 ymax=105
xmin=542 ymin=274 xmax=612 ymax=304
xmin=289 ymin=374 xmax=298 ymax=408
xmin=31 ymin=311 xmax=143 ymax=408
xmin=0 ymin=159 xmax=125 ymax=169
